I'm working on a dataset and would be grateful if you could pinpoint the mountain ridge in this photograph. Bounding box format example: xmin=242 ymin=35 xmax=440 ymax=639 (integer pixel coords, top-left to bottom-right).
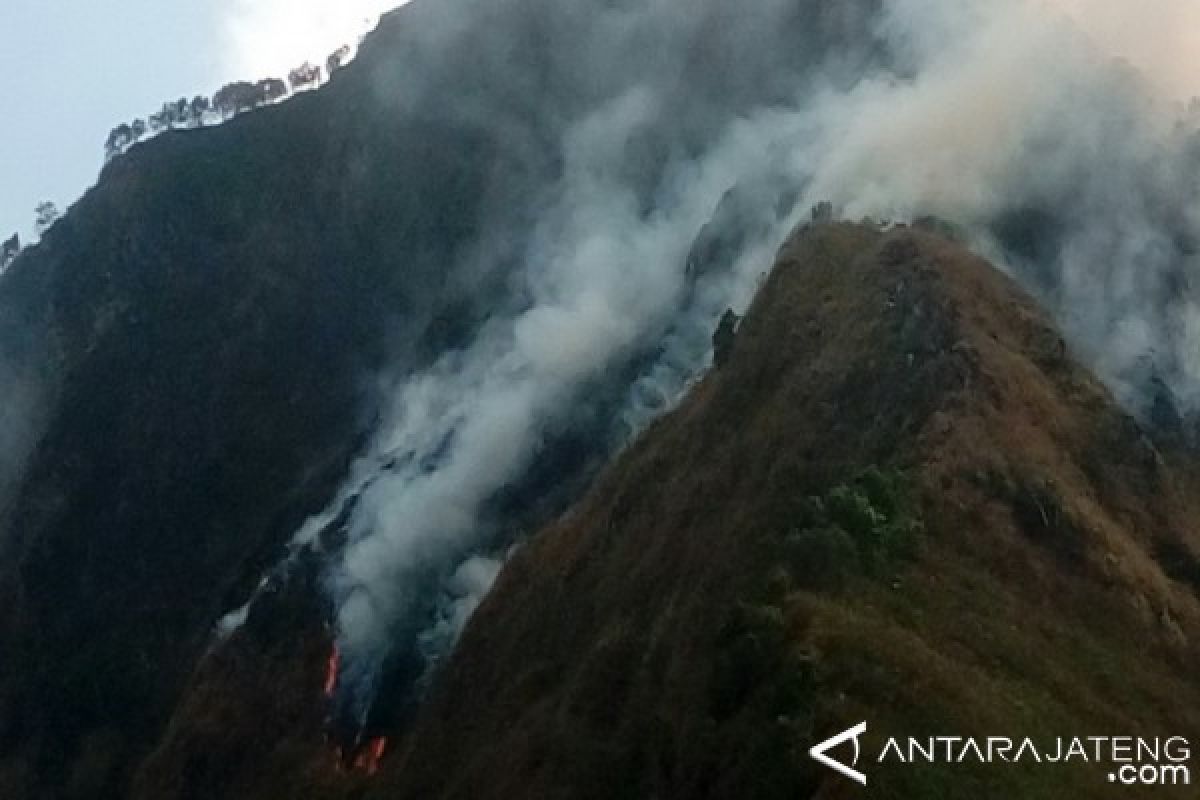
xmin=363 ymin=221 xmax=1200 ymax=800
xmin=3 ymin=1 xmax=1200 ymax=797
xmin=111 ymin=221 xmax=1200 ymax=799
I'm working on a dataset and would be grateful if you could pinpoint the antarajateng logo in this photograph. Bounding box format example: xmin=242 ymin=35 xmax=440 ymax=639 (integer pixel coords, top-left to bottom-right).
xmin=810 ymin=723 xmax=1193 ymax=788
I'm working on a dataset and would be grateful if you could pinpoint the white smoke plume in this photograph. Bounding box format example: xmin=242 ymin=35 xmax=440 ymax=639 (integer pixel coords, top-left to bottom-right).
xmin=322 ymin=89 xmax=793 ymax=722
xmin=797 ymin=0 xmax=1200 ymax=413
xmin=262 ymin=0 xmax=1200 ymax=725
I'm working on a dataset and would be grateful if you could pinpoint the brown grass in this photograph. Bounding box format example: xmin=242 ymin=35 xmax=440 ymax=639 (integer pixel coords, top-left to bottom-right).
xmin=365 ymin=223 xmax=1200 ymax=800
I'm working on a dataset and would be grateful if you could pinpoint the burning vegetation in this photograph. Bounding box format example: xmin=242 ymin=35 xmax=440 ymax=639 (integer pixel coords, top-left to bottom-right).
xmin=323 ymin=645 xmax=339 ymax=698
xmin=352 ymin=737 xmax=388 ymax=776
xmin=321 ymin=641 xmax=389 ymax=777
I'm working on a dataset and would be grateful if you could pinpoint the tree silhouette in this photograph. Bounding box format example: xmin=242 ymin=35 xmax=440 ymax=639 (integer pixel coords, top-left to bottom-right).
xmin=190 ymin=95 xmax=211 ymax=126
xmin=104 ymin=123 xmax=134 ymax=161
xmin=173 ymin=97 xmax=190 ymax=126
xmin=213 ymin=82 xmax=268 ymax=117
xmin=256 ymin=78 xmax=287 ymax=105
xmin=35 ymin=202 xmax=60 ymax=237
xmin=327 ymin=45 xmax=351 ymax=76
xmin=105 ymin=73 xmax=280 ymax=158
xmin=287 ymin=62 xmax=322 ymax=92
xmin=1 ymin=234 xmax=18 ymax=269
xmin=147 ymin=107 xmax=167 ymax=133
xmin=150 ymin=102 xmax=178 ymax=132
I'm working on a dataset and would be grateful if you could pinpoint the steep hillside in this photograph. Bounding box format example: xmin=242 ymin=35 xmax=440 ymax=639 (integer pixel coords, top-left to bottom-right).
xmin=0 ymin=2 xmax=894 ymax=796
xmin=0 ymin=17 xmax=535 ymax=800
xmin=114 ymin=222 xmax=1200 ymax=800
xmin=368 ymin=223 xmax=1200 ymax=799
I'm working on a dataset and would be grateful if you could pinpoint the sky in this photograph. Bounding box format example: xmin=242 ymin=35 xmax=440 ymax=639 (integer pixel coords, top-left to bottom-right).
xmin=0 ymin=0 xmax=400 ymax=245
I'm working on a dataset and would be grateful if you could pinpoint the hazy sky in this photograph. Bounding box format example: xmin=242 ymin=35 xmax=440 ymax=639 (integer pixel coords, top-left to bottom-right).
xmin=0 ymin=0 xmax=398 ymax=244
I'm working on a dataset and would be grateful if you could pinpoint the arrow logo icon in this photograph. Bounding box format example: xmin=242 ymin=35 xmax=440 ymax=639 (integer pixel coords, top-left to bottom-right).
xmin=809 ymin=721 xmax=868 ymax=785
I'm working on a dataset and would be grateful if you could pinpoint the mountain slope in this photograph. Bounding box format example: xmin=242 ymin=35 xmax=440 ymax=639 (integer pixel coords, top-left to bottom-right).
xmin=367 ymin=222 xmax=1200 ymax=799
xmin=4 ymin=0 xmax=1200 ymax=797
xmin=0 ymin=3 xmax=894 ymax=796
xmin=0 ymin=23 xmax=529 ymax=800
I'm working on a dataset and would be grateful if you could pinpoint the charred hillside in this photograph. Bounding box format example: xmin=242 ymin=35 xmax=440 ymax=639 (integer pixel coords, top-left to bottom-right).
xmin=369 ymin=223 xmax=1200 ymax=800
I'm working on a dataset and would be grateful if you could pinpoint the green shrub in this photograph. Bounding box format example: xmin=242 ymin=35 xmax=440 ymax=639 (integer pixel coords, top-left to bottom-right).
xmin=710 ymin=601 xmax=816 ymax=724
xmin=710 ymin=602 xmax=787 ymax=719
xmin=782 ymin=467 xmax=922 ymax=585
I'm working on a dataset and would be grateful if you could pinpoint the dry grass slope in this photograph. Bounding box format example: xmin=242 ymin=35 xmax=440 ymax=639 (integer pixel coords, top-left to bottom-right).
xmin=369 ymin=222 xmax=1200 ymax=800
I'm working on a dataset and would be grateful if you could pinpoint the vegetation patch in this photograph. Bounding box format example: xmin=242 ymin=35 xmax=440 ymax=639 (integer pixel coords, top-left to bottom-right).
xmin=710 ymin=601 xmax=815 ymax=720
xmin=707 ymin=599 xmax=821 ymax=800
xmin=781 ymin=467 xmax=922 ymax=589
xmin=702 ymin=470 xmax=922 ymax=791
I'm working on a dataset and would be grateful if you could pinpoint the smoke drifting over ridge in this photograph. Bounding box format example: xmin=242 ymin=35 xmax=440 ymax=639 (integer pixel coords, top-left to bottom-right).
xmin=268 ymin=0 xmax=1200 ymax=727
xmin=800 ymin=0 xmax=1200 ymax=416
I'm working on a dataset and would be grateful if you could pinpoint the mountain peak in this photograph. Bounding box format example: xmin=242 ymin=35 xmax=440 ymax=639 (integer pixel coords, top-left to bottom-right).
xmin=364 ymin=222 xmax=1200 ymax=799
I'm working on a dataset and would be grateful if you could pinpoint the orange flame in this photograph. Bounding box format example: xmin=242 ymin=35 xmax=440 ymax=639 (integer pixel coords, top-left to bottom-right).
xmin=323 ymin=645 xmax=339 ymax=697
xmin=352 ymin=736 xmax=388 ymax=776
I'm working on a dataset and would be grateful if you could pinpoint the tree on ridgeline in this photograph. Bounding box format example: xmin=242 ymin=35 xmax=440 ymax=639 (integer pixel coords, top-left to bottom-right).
xmin=212 ymin=79 xmax=285 ymax=118
xmin=148 ymin=107 xmax=167 ymax=133
xmin=102 ymin=72 xmax=284 ymax=159
xmin=34 ymin=202 xmax=60 ymax=237
xmin=257 ymin=78 xmax=288 ymax=105
xmin=148 ymin=97 xmax=202 ymax=132
xmin=326 ymin=45 xmax=351 ymax=76
xmin=150 ymin=103 xmax=176 ymax=133
xmin=287 ymin=62 xmax=322 ymax=92
xmin=190 ymin=95 xmax=210 ymax=126
xmin=1 ymin=234 xmax=18 ymax=269
xmin=104 ymin=123 xmax=134 ymax=160
xmin=213 ymin=81 xmax=262 ymax=118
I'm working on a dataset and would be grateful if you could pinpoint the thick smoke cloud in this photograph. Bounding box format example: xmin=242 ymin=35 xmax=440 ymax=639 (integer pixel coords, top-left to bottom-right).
xmin=277 ymin=0 xmax=887 ymax=730
xmin=1044 ymin=0 xmax=1200 ymax=102
xmin=799 ymin=0 xmax=1200 ymax=417
xmin=261 ymin=0 xmax=1200 ymax=727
